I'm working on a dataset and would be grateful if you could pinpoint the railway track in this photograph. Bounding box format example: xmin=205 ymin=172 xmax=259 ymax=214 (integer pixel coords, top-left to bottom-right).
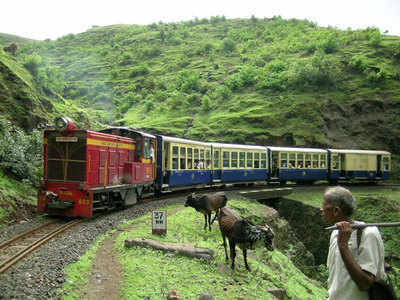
xmin=0 ymin=219 xmax=83 ymax=274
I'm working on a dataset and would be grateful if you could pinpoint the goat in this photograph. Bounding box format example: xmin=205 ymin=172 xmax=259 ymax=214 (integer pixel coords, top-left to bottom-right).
xmin=184 ymin=191 xmax=228 ymax=231
xmin=217 ymin=207 xmax=274 ymax=271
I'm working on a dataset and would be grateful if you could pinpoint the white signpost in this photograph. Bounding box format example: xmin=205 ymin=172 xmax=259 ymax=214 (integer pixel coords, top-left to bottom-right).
xmin=152 ymin=210 xmax=167 ymax=235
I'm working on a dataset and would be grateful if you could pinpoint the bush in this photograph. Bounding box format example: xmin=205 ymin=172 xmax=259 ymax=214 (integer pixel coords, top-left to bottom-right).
xmin=318 ymin=35 xmax=339 ymax=54
xmin=215 ymin=85 xmax=231 ymax=100
xmin=0 ymin=117 xmax=42 ymax=185
xmin=176 ymin=70 xmax=201 ymax=92
xmin=129 ymin=65 xmax=150 ymax=78
xmin=222 ymin=38 xmax=236 ymax=53
xmin=201 ymin=95 xmax=212 ymax=111
xmin=288 ymin=53 xmax=340 ymax=88
xmin=142 ymin=46 xmax=161 ymax=58
xmin=348 ymin=55 xmax=369 ymax=72
xmin=225 ymin=73 xmax=243 ymax=91
xmin=367 ymin=70 xmax=388 ymax=85
xmin=238 ymin=66 xmax=258 ymax=87
xmin=368 ymin=29 xmax=382 ymax=47
xmin=258 ymin=72 xmax=288 ymax=91
xmin=23 ymin=53 xmax=42 ymax=77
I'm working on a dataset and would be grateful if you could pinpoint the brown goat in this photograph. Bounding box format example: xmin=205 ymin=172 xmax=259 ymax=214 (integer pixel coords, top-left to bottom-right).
xmin=184 ymin=191 xmax=228 ymax=231
xmin=218 ymin=207 xmax=274 ymax=271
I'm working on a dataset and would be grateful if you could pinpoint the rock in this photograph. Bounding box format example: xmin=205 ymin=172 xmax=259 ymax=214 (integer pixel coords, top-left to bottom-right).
xmin=267 ymin=288 xmax=287 ymax=300
xmin=167 ymin=290 xmax=181 ymax=300
xmin=198 ymin=292 xmax=214 ymax=300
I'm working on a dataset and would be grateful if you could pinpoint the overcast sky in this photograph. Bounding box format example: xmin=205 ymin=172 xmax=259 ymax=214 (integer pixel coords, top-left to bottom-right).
xmin=1 ymin=0 xmax=399 ymax=40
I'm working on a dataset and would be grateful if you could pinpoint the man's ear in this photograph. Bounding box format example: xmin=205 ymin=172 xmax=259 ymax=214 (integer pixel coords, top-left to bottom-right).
xmin=333 ymin=206 xmax=342 ymax=217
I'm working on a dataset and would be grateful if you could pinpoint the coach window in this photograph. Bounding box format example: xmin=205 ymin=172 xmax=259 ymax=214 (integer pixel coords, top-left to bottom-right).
xmin=332 ymin=155 xmax=339 ymax=170
xmin=254 ymin=153 xmax=260 ymax=168
xmin=312 ymin=154 xmax=319 ymax=168
xmin=239 ymin=152 xmax=245 ymax=168
xmin=187 ymin=148 xmax=193 ymax=169
xmin=172 ymin=146 xmax=179 ymax=170
xmin=247 ymin=152 xmax=253 ymax=168
xmin=280 ymin=153 xmax=287 ymax=168
xmin=214 ymin=150 xmax=220 ymax=169
xmin=231 ymin=152 xmax=238 ymax=168
xmin=261 ymin=153 xmax=267 ymax=168
xmin=144 ymin=138 xmax=152 ymax=158
xmin=320 ymin=154 xmax=326 ymax=168
xmin=199 ymin=149 xmax=205 ymax=169
xmin=223 ymin=151 xmax=230 ymax=168
xmin=383 ymin=156 xmax=390 ymax=171
xmin=289 ymin=153 xmax=296 ymax=168
xmin=194 ymin=149 xmax=199 ymax=169
xmin=206 ymin=150 xmax=211 ymax=169
xmin=305 ymin=154 xmax=311 ymax=168
xmin=164 ymin=142 xmax=170 ymax=169
xmin=180 ymin=147 xmax=186 ymax=169
xmin=297 ymin=153 xmax=304 ymax=168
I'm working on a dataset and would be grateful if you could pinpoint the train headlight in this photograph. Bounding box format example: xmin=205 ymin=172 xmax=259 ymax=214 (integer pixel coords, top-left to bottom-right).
xmin=54 ymin=117 xmax=77 ymax=131
xmin=55 ymin=117 xmax=68 ymax=130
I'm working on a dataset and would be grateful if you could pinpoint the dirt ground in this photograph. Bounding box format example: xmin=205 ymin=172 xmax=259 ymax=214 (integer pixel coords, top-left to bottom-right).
xmin=81 ymin=208 xmax=185 ymax=299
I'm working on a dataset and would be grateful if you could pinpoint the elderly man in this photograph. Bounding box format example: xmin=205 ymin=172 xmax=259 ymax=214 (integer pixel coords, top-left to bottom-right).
xmin=321 ymin=186 xmax=386 ymax=300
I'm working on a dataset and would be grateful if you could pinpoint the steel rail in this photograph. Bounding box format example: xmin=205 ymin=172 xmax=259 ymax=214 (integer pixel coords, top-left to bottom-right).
xmin=0 ymin=220 xmax=58 ymax=250
xmin=0 ymin=219 xmax=83 ymax=274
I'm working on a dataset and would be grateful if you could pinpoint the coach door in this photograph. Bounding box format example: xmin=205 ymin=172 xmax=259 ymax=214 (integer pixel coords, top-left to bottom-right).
xmin=340 ymin=154 xmax=346 ymax=177
xmin=377 ymin=155 xmax=382 ymax=177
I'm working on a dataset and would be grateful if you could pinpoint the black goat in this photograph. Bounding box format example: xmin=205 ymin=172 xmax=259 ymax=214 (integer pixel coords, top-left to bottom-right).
xmin=218 ymin=207 xmax=274 ymax=271
xmin=184 ymin=192 xmax=228 ymax=231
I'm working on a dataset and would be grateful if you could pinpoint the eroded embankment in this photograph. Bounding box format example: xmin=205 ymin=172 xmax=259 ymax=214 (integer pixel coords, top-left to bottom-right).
xmin=262 ymin=198 xmax=330 ymax=266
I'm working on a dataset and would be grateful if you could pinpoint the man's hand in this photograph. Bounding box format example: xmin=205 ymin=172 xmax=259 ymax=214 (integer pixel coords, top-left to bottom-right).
xmin=336 ymin=221 xmax=353 ymax=249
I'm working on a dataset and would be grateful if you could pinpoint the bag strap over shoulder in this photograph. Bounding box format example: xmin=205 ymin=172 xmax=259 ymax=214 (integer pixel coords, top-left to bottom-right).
xmin=357 ymin=228 xmax=362 ymax=248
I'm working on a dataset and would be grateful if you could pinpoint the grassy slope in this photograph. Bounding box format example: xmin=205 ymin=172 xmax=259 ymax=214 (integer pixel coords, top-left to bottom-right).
xmin=0 ymin=169 xmax=36 ymax=226
xmin=62 ymin=199 xmax=327 ymax=299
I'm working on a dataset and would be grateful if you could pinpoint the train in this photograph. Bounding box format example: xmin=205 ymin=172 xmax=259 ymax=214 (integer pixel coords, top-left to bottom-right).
xmin=37 ymin=117 xmax=391 ymax=218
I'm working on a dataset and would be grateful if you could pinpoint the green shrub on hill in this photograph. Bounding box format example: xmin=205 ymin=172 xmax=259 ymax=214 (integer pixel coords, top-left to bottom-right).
xmin=0 ymin=117 xmax=41 ymax=185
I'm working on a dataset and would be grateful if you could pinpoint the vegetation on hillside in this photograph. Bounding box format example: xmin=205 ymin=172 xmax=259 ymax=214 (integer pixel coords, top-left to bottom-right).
xmin=0 ymin=15 xmax=399 ymax=225
xmin=5 ymin=16 xmax=399 ymax=152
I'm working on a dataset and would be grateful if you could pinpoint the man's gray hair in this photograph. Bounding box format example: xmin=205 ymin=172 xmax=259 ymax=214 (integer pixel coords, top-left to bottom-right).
xmin=324 ymin=186 xmax=356 ymax=217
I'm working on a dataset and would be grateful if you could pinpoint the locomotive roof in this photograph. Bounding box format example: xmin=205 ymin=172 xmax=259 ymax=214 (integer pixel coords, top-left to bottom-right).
xmin=328 ymin=149 xmax=391 ymax=155
xmin=268 ymin=146 xmax=327 ymax=153
xmin=210 ymin=142 xmax=267 ymax=150
xmin=160 ymin=135 xmax=211 ymax=146
xmin=100 ymin=127 xmax=156 ymax=139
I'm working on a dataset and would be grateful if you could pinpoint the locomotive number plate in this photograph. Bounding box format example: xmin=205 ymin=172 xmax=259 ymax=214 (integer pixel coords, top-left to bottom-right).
xmin=56 ymin=137 xmax=78 ymax=142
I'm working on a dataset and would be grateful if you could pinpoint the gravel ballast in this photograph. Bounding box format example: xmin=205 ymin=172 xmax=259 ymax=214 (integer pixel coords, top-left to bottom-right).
xmin=0 ymin=195 xmax=188 ymax=299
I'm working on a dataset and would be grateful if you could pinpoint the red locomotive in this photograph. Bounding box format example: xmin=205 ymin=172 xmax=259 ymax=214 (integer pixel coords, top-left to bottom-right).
xmin=38 ymin=117 xmax=156 ymax=217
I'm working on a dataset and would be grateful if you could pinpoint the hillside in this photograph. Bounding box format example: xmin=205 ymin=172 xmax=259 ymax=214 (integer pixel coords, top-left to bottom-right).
xmin=5 ymin=16 xmax=398 ymax=153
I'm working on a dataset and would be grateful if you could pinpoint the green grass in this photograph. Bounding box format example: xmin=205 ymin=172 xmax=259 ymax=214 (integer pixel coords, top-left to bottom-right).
xmin=0 ymin=169 xmax=36 ymax=227
xmin=116 ymin=199 xmax=326 ymax=299
xmin=61 ymin=199 xmax=327 ymax=299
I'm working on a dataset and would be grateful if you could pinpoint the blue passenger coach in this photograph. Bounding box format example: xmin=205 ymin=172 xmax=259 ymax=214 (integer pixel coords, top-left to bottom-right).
xmin=327 ymin=149 xmax=391 ymax=182
xmin=268 ymin=147 xmax=328 ymax=184
xmin=155 ymin=135 xmax=212 ymax=190
xmin=210 ymin=143 xmax=268 ymax=184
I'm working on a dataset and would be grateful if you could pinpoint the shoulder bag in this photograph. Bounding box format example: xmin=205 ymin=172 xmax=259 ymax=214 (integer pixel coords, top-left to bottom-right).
xmin=357 ymin=228 xmax=397 ymax=300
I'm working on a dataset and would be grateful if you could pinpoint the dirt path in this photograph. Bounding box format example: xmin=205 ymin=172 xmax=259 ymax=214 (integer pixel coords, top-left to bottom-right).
xmin=82 ymin=208 xmax=185 ymax=299
xmin=82 ymin=232 xmax=123 ymax=300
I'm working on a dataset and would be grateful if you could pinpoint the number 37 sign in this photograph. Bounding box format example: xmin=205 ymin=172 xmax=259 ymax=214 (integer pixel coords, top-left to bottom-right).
xmin=152 ymin=210 xmax=167 ymax=235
